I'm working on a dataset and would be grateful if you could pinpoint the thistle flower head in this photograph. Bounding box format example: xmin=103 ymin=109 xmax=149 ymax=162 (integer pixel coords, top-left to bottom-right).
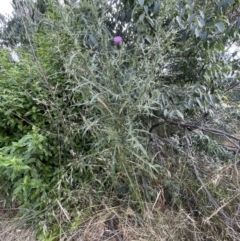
xmin=114 ymin=36 xmax=123 ymax=44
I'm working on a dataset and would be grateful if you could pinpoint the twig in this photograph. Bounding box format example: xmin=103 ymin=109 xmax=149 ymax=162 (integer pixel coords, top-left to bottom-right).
xmin=223 ymin=145 xmax=240 ymax=153
xmin=205 ymin=194 xmax=240 ymax=222
xmin=97 ymin=97 xmax=113 ymax=116
xmin=224 ymin=82 xmax=240 ymax=93
xmin=56 ymin=199 xmax=70 ymax=221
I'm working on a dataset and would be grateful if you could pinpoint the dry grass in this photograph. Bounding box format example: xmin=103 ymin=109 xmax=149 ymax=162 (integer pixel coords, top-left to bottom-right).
xmin=45 ymin=205 xmax=240 ymax=241
xmin=0 ymin=201 xmax=36 ymax=241
xmin=0 ymin=159 xmax=239 ymax=241
xmin=1 ymin=201 xmax=239 ymax=241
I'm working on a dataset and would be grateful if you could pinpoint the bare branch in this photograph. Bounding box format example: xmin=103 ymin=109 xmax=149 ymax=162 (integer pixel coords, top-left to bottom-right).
xmin=184 ymin=129 xmax=232 ymax=225
xmin=224 ymin=81 xmax=240 ymax=93
xmin=150 ymin=118 xmax=240 ymax=145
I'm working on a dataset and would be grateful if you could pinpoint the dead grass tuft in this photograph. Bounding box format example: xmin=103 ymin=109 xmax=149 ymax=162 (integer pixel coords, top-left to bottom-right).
xmin=0 ymin=201 xmax=36 ymax=241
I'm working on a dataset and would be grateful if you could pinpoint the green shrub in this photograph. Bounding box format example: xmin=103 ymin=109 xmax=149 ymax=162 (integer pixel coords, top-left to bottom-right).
xmin=0 ymin=0 xmax=239 ymax=239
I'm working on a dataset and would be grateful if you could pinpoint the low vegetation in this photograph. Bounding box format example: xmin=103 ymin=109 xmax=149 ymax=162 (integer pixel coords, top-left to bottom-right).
xmin=0 ymin=0 xmax=239 ymax=240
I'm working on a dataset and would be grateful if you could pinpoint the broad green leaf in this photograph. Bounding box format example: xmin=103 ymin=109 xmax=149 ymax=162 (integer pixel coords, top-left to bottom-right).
xmin=176 ymin=16 xmax=184 ymax=29
xmin=186 ymin=2 xmax=194 ymax=10
xmin=176 ymin=110 xmax=184 ymax=120
xmin=145 ymin=35 xmax=152 ymax=44
xmin=144 ymin=5 xmax=148 ymax=13
xmin=89 ymin=34 xmax=98 ymax=47
xmin=146 ymin=16 xmax=154 ymax=28
xmin=188 ymin=14 xmax=195 ymax=24
xmin=199 ymin=11 xmax=205 ymax=19
xmin=202 ymin=30 xmax=208 ymax=42
xmin=153 ymin=2 xmax=160 ymax=14
xmin=137 ymin=0 xmax=145 ymax=7
xmin=138 ymin=13 xmax=145 ymax=22
xmin=182 ymin=30 xmax=188 ymax=42
xmin=215 ymin=22 xmax=225 ymax=33
xmin=13 ymin=184 xmax=23 ymax=197
xmin=209 ymin=94 xmax=216 ymax=104
xmin=236 ymin=18 xmax=240 ymax=29
xmin=196 ymin=98 xmax=204 ymax=109
xmin=121 ymin=12 xmax=125 ymax=21
xmin=4 ymin=109 xmax=14 ymax=115
xmin=232 ymin=51 xmax=238 ymax=58
xmin=164 ymin=109 xmax=168 ymax=117
xmin=195 ymin=27 xmax=201 ymax=37
xmin=197 ymin=17 xmax=205 ymax=28
xmin=168 ymin=110 xmax=174 ymax=119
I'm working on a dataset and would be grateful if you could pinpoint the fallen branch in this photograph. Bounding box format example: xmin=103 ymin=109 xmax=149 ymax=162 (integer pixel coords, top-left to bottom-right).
xmin=184 ymin=129 xmax=232 ymax=224
xmin=149 ymin=118 xmax=240 ymax=151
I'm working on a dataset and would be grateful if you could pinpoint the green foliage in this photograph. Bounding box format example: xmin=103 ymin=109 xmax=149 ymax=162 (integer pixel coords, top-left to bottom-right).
xmin=0 ymin=0 xmax=239 ymax=239
xmin=0 ymin=127 xmax=50 ymax=205
xmin=0 ymin=0 xmax=49 ymax=47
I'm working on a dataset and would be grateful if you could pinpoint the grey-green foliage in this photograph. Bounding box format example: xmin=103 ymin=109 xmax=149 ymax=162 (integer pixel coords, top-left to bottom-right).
xmin=0 ymin=0 xmax=240 ymax=238
xmin=0 ymin=0 xmax=49 ymax=47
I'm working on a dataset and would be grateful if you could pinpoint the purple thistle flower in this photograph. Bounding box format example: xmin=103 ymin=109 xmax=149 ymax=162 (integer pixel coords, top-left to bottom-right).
xmin=114 ymin=36 xmax=123 ymax=44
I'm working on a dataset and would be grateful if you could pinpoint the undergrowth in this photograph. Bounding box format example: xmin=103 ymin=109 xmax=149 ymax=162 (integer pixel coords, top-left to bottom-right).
xmin=0 ymin=0 xmax=240 ymax=240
